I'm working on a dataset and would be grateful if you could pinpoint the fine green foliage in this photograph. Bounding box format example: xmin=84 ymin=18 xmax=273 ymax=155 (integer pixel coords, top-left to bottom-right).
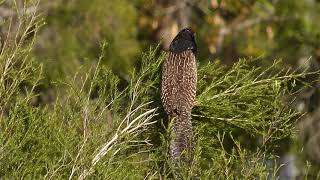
xmin=190 ymin=59 xmax=304 ymax=178
xmin=195 ymin=59 xmax=303 ymax=151
xmin=0 ymin=1 xmax=313 ymax=179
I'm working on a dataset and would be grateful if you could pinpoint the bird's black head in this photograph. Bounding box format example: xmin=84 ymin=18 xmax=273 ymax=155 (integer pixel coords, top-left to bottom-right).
xmin=169 ymin=28 xmax=197 ymax=55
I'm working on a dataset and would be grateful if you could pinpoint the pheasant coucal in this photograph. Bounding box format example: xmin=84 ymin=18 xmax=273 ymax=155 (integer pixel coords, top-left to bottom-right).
xmin=161 ymin=28 xmax=197 ymax=162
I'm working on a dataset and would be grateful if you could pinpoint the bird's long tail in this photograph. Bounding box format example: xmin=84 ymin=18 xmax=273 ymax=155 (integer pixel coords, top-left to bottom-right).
xmin=170 ymin=112 xmax=194 ymax=164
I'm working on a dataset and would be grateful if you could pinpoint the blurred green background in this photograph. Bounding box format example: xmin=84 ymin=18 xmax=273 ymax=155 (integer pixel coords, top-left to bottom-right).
xmin=33 ymin=0 xmax=320 ymax=77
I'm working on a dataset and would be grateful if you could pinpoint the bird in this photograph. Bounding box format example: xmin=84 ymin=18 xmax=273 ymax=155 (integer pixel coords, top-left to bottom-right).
xmin=161 ymin=28 xmax=197 ymax=163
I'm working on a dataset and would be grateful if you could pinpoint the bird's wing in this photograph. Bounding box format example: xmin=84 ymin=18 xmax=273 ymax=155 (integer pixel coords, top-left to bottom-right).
xmin=161 ymin=51 xmax=197 ymax=116
xmin=161 ymin=52 xmax=178 ymax=115
xmin=176 ymin=51 xmax=197 ymax=114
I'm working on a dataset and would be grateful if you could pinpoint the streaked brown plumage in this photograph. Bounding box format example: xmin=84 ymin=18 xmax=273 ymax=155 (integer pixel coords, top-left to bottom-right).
xmin=161 ymin=28 xmax=197 ymax=162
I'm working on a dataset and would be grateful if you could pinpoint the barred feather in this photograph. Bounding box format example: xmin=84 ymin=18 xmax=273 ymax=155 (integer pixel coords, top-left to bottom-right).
xmin=161 ymin=50 xmax=197 ymax=161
